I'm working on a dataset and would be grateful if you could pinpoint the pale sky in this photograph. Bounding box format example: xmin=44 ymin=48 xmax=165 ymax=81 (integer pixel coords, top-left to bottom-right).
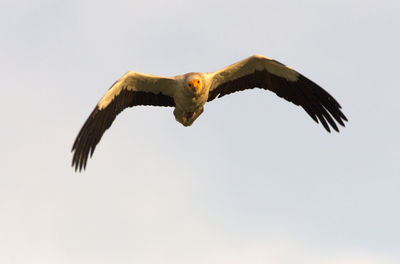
xmin=1 ymin=0 xmax=399 ymax=263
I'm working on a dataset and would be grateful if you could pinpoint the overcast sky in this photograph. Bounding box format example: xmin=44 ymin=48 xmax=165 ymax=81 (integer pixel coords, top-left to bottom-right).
xmin=1 ymin=0 xmax=399 ymax=263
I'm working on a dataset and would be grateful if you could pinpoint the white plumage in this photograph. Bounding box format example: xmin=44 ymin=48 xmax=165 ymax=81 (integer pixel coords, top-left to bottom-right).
xmin=72 ymin=54 xmax=347 ymax=171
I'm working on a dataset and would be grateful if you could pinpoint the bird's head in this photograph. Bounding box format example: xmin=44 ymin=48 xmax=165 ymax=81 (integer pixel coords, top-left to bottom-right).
xmin=187 ymin=78 xmax=202 ymax=94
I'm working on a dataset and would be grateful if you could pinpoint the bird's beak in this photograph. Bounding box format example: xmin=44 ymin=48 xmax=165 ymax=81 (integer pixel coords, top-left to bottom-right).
xmin=189 ymin=79 xmax=200 ymax=93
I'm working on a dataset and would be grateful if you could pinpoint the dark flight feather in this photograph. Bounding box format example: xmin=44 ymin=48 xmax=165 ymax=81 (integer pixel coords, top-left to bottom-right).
xmin=208 ymin=69 xmax=347 ymax=132
xmin=71 ymin=89 xmax=175 ymax=171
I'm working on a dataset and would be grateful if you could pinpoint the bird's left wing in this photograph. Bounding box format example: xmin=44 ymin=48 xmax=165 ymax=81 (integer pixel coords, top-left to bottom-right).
xmin=207 ymin=55 xmax=347 ymax=132
xmin=72 ymin=71 xmax=177 ymax=171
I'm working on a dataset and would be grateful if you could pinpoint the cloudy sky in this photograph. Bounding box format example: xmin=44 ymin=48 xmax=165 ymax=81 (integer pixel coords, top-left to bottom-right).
xmin=1 ymin=0 xmax=399 ymax=263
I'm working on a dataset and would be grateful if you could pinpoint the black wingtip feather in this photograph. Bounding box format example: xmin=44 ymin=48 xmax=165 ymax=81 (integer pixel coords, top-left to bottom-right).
xmin=208 ymin=68 xmax=347 ymax=133
xmin=71 ymin=90 xmax=175 ymax=171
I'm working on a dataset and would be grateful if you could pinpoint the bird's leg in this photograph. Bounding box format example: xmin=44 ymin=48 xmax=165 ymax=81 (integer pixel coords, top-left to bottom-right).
xmin=184 ymin=111 xmax=195 ymax=119
xmin=173 ymin=107 xmax=204 ymax=127
xmin=174 ymin=108 xmax=190 ymax=126
xmin=183 ymin=107 xmax=204 ymax=126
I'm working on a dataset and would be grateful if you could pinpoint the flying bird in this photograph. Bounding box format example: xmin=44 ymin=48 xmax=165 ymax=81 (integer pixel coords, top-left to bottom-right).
xmin=72 ymin=54 xmax=347 ymax=171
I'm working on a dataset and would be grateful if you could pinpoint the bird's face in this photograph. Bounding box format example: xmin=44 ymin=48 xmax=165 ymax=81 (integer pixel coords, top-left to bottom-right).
xmin=188 ymin=78 xmax=201 ymax=94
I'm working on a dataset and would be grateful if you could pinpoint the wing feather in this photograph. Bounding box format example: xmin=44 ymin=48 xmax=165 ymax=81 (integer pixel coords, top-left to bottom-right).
xmin=72 ymin=72 xmax=176 ymax=171
xmin=207 ymin=55 xmax=347 ymax=132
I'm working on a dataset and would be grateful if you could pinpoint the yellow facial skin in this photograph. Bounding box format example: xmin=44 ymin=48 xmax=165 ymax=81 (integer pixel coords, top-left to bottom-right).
xmin=188 ymin=79 xmax=201 ymax=93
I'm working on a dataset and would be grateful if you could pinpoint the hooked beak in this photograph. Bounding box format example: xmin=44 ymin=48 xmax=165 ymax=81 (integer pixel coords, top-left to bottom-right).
xmin=188 ymin=79 xmax=201 ymax=93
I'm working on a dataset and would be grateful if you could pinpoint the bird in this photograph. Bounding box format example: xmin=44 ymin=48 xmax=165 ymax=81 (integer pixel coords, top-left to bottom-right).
xmin=71 ymin=54 xmax=347 ymax=171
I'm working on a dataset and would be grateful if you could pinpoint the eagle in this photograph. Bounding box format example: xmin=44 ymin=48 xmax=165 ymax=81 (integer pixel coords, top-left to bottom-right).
xmin=72 ymin=54 xmax=347 ymax=171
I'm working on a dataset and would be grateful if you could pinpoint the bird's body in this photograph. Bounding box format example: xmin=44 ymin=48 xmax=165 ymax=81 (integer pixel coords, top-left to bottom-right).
xmin=72 ymin=55 xmax=347 ymax=171
xmin=172 ymin=72 xmax=209 ymax=126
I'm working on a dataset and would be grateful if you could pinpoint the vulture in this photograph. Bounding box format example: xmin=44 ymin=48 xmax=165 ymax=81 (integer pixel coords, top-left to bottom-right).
xmin=72 ymin=54 xmax=347 ymax=171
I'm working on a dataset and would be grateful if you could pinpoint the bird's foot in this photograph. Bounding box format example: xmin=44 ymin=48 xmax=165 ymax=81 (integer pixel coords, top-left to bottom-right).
xmin=184 ymin=111 xmax=196 ymax=119
xmin=182 ymin=111 xmax=197 ymax=126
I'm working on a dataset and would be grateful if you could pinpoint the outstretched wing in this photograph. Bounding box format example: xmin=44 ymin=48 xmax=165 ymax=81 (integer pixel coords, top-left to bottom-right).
xmin=72 ymin=71 xmax=177 ymax=171
xmin=207 ymin=54 xmax=347 ymax=132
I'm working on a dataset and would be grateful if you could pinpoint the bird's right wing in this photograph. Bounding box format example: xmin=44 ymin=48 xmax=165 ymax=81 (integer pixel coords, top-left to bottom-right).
xmin=72 ymin=71 xmax=177 ymax=171
xmin=207 ymin=55 xmax=347 ymax=132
